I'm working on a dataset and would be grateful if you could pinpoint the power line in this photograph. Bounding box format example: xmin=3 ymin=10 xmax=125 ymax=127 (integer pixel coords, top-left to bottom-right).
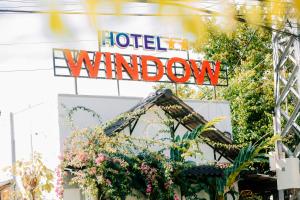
xmin=0 ymin=3 xmax=152 ymax=9
xmin=0 ymin=9 xmax=213 ymax=16
xmin=0 ymin=68 xmax=52 ymax=73
xmin=0 ymin=0 xmax=48 ymax=3
xmin=235 ymin=16 xmax=300 ymax=38
xmin=0 ymin=39 xmax=97 ymax=46
xmin=0 ymin=1 xmax=81 ymax=4
xmin=0 ymin=6 xmax=297 ymax=37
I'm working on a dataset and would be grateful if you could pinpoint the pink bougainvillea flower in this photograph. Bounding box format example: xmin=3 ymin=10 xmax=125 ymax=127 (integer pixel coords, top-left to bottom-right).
xmin=95 ymin=153 xmax=106 ymax=165
xmin=55 ymin=167 xmax=64 ymax=200
xmin=106 ymin=179 xmax=112 ymax=186
xmin=89 ymin=167 xmax=97 ymax=175
xmin=78 ymin=152 xmax=88 ymax=163
xmin=164 ymin=179 xmax=173 ymax=189
xmin=146 ymin=183 xmax=152 ymax=194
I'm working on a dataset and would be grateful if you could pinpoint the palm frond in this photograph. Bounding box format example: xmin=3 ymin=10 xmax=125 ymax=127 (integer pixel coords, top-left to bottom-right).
xmin=223 ymin=135 xmax=280 ymax=191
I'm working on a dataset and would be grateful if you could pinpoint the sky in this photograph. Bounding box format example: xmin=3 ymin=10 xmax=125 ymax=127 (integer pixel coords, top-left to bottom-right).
xmin=0 ymin=0 xmax=226 ymax=181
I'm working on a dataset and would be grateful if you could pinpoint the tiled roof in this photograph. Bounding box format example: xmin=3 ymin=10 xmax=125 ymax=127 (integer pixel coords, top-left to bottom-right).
xmin=180 ymin=165 xmax=224 ymax=178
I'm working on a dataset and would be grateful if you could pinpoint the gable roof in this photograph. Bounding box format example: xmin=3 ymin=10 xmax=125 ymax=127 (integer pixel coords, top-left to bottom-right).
xmin=104 ymin=89 xmax=238 ymax=161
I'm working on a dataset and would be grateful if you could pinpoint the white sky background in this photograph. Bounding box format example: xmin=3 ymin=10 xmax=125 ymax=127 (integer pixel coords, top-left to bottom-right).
xmin=0 ymin=0 xmax=225 ymax=180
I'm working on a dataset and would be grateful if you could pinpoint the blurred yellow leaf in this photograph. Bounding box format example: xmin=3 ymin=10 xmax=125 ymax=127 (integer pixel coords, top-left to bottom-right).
xmin=221 ymin=1 xmax=237 ymax=34
xmin=294 ymin=0 xmax=300 ymax=17
xmin=272 ymin=0 xmax=286 ymax=17
xmin=182 ymin=15 xmax=208 ymax=45
xmin=86 ymin=0 xmax=99 ymax=11
xmin=245 ymin=6 xmax=262 ymax=27
xmin=265 ymin=0 xmax=286 ymax=27
xmin=85 ymin=0 xmax=100 ymax=27
xmin=156 ymin=1 xmax=167 ymax=15
xmin=49 ymin=10 xmax=64 ymax=34
xmin=112 ymin=0 xmax=126 ymax=15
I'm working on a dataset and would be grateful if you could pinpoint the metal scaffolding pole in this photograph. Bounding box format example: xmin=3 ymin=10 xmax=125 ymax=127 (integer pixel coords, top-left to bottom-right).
xmin=272 ymin=19 xmax=300 ymax=198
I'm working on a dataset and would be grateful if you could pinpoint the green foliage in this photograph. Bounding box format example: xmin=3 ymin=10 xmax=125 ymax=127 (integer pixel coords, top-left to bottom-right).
xmin=154 ymin=84 xmax=197 ymax=99
xmin=152 ymin=105 xmax=226 ymax=162
xmin=60 ymin=101 xmax=278 ymax=199
xmin=61 ymin=104 xmax=102 ymax=129
xmin=170 ymin=124 xmax=204 ymax=162
xmin=170 ymin=117 xmax=225 ymax=162
xmin=61 ymin=128 xmax=178 ymax=200
xmin=60 ymin=115 xmax=232 ymax=200
xmin=216 ymin=135 xmax=280 ymax=196
xmin=155 ymin=23 xmax=275 ymax=144
xmin=200 ymin=24 xmax=274 ymax=144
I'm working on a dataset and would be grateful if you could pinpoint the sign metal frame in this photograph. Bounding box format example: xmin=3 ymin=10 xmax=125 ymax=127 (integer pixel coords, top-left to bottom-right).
xmin=53 ymin=48 xmax=229 ymax=87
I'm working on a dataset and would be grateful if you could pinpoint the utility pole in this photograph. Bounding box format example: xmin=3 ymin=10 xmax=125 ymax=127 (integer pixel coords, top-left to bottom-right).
xmin=10 ymin=112 xmax=16 ymax=165
xmin=10 ymin=112 xmax=16 ymax=200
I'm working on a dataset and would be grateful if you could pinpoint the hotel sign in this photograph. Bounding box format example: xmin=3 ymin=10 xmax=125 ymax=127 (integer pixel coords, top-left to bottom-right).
xmin=99 ymin=31 xmax=189 ymax=51
xmin=53 ymin=31 xmax=228 ymax=86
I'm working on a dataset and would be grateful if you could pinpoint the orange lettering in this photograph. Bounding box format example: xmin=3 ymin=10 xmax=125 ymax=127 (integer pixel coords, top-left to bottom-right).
xmin=64 ymin=49 xmax=101 ymax=78
xmin=190 ymin=60 xmax=221 ymax=86
xmin=141 ymin=55 xmax=164 ymax=81
xmin=104 ymin=52 xmax=112 ymax=79
xmin=115 ymin=54 xmax=139 ymax=80
xmin=166 ymin=57 xmax=191 ymax=83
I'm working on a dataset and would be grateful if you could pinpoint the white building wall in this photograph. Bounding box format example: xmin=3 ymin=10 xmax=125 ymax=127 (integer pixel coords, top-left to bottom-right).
xmin=63 ymin=188 xmax=82 ymax=200
xmin=185 ymin=100 xmax=232 ymax=135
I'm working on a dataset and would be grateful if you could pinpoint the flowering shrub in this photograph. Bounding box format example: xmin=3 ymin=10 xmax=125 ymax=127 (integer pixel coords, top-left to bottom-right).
xmin=59 ymin=115 xmax=276 ymax=200
xmin=56 ymin=101 xmax=282 ymax=200
xmin=59 ymin=127 xmax=180 ymax=200
xmin=7 ymin=153 xmax=54 ymax=200
xmin=55 ymin=167 xmax=64 ymax=199
xmin=58 ymin=116 xmax=245 ymax=200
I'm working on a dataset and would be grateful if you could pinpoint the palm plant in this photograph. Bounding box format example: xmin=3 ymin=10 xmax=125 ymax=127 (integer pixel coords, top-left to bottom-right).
xmin=170 ymin=117 xmax=225 ymax=162
xmin=216 ymin=135 xmax=280 ymax=199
